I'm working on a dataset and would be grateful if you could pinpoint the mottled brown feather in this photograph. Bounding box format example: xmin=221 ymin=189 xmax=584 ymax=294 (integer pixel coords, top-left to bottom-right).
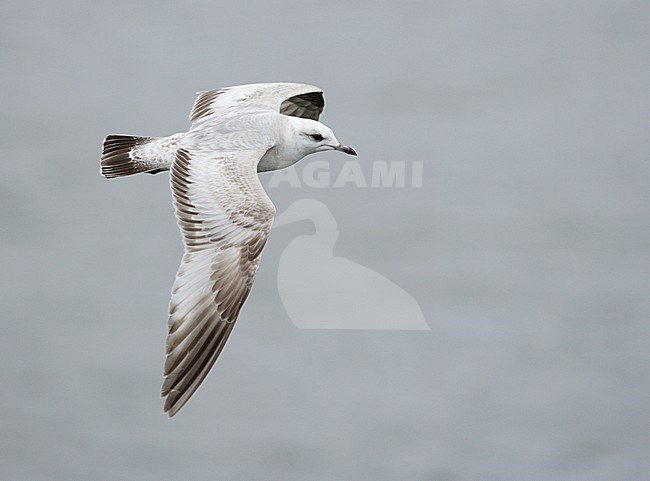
xmin=161 ymin=148 xmax=274 ymax=417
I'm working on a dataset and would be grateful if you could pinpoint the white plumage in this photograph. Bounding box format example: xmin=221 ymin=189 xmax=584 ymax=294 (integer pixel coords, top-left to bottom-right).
xmin=100 ymin=83 xmax=356 ymax=416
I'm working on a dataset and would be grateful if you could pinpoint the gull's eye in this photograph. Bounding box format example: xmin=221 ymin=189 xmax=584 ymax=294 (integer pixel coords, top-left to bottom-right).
xmin=311 ymin=133 xmax=324 ymax=142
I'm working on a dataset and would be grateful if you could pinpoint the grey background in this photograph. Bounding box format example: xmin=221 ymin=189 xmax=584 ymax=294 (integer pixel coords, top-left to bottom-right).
xmin=2 ymin=1 xmax=649 ymax=479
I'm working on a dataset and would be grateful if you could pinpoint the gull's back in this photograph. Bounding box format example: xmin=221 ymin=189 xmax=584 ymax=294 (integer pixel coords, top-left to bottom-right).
xmin=100 ymin=82 xmax=324 ymax=178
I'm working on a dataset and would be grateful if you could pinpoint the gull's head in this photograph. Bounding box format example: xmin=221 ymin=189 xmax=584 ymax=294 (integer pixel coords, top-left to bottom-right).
xmin=290 ymin=118 xmax=357 ymax=158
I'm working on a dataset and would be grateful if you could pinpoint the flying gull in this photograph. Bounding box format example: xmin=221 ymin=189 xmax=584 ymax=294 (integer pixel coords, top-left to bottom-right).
xmin=100 ymin=83 xmax=356 ymax=417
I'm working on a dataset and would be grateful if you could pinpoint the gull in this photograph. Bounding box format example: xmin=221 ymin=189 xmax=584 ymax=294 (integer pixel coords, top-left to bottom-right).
xmin=100 ymin=83 xmax=356 ymax=417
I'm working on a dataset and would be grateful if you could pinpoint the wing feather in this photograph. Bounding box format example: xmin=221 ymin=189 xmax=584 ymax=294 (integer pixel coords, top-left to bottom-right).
xmin=189 ymin=82 xmax=324 ymax=124
xmin=162 ymin=147 xmax=274 ymax=417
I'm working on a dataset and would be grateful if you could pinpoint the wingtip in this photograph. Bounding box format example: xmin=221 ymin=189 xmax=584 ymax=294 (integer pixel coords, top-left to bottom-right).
xmin=163 ymin=395 xmax=183 ymax=418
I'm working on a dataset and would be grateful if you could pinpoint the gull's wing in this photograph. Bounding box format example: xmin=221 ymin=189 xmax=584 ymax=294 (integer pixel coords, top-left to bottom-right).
xmin=162 ymin=147 xmax=275 ymax=417
xmin=190 ymin=82 xmax=324 ymax=124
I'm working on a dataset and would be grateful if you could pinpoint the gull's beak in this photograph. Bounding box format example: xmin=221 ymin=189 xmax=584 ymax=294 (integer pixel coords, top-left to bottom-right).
xmin=333 ymin=144 xmax=357 ymax=156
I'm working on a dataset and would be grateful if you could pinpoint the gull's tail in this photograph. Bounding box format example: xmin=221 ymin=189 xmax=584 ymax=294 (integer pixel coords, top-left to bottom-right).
xmin=100 ymin=133 xmax=182 ymax=178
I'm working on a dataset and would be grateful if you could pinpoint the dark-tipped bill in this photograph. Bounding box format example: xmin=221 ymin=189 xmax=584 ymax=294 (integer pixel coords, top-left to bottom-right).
xmin=334 ymin=144 xmax=357 ymax=156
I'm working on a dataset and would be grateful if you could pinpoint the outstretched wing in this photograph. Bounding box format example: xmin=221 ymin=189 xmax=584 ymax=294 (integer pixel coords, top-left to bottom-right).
xmin=190 ymin=82 xmax=324 ymax=124
xmin=162 ymin=147 xmax=275 ymax=417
